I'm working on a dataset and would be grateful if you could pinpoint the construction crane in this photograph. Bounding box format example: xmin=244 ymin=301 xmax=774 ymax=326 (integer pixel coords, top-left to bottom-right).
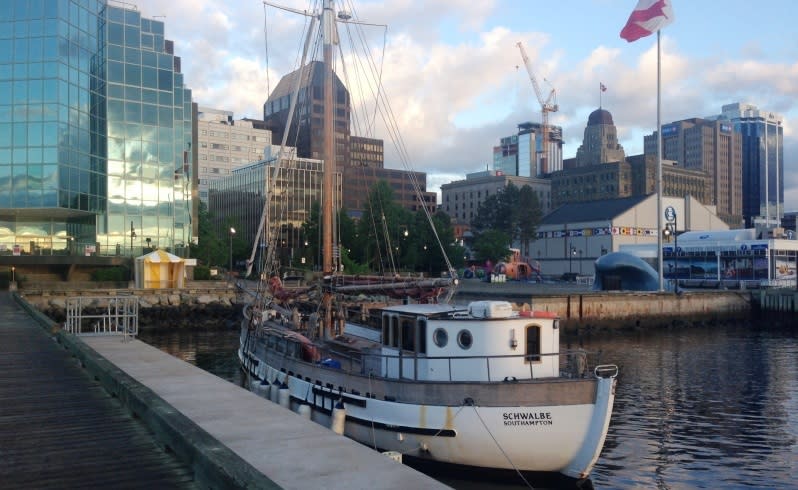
xmin=516 ymin=41 xmax=558 ymax=174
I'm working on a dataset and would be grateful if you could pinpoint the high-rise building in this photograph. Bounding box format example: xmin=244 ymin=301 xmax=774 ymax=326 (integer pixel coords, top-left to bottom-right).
xmin=644 ymin=117 xmax=743 ymax=227
xmin=719 ymin=103 xmax=784 ymax=228
xmin=492 ymin=122 xmax=563 ymax=177
xmin=263 ymin=61 xmax=435 ymax=218
xmin=0 ymin=1 xmax=194 ymax=256
xmin=575 ymin=109 xmax=625 ymax=167
xmin=263 ymin=61 xmax=351 ymax=172
xmin=196 ymin=107 xmax=272 ymax=202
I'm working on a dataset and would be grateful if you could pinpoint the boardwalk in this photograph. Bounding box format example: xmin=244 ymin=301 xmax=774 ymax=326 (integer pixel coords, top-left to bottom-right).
xmin=0 ymin=293 xmax=197 ymax=489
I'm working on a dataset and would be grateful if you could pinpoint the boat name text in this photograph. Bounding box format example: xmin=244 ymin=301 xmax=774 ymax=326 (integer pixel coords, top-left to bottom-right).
xmin=502 ymin=411 xmax=553 ymax=426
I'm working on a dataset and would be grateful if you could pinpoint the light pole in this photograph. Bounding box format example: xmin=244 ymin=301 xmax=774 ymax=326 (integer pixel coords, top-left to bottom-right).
xmin=11 ymin=266 xmax=15 ymax=283
xmin=578 ymin=249 xmax=583 ymax=275
xmin=229 ymin=227 xmax=236 ymax=275
xmin=569 ymin=245 xmax=576 ymax=275
xmin=130 ymin=221 xmax=136 ymax=254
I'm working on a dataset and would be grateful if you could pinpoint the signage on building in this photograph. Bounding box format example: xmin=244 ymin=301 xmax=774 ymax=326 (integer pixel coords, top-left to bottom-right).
xmin=720 ymin=123 xmax=732 ymax=133
xmin=661 ymin=124 xmax=678 ymax=136
xmin=12 ymin=244 xmax=20 ymax=256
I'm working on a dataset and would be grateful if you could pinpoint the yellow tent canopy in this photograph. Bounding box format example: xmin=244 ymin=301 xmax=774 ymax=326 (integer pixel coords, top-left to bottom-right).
xmin=134 ymin=250 xmax=185 ymax=289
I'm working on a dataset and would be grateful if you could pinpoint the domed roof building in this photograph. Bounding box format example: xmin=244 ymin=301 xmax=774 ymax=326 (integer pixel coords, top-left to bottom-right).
xmin=575 ymin=108 xmax=625 ymax=167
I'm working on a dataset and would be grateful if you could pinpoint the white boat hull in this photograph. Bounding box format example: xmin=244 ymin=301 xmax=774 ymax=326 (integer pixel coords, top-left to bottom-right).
xmin=239 ymin=327 xmax=616 ymax=482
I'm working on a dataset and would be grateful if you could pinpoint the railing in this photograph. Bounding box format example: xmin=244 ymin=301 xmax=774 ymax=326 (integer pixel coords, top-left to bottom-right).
xmin=257 ymin=328 xmax=610 ymax=382
xmin=63 ymin=295 xmax=139 ymax=339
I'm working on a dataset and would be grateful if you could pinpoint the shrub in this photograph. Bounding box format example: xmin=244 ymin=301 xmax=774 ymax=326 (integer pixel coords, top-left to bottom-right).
xmin=91 ymin=266 xmax=129 ymax=282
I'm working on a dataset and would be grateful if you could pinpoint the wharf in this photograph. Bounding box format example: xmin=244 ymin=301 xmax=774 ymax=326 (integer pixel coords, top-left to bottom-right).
xmin=0 ymin=293 xmax=196 ymax=489
xmin=9 ymin=293 xmax=449 ymax=490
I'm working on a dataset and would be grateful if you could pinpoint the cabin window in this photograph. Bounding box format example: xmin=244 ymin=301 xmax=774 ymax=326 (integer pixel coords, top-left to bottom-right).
xmin=526 ymin=325 xmax=541 ymax=362
xmin=401 ymin=318 xmax=414 ymax=351
xmin=433 ymin=328 xmax=448 ymax=348
xmin=381 ymin=315 xmax=389 ymax=345
xmin=390 ymin=316 xmax=399 ymax=348
xmin=457 ymin=329 xmax=473 ymax=350
xmin=417 ymin=319 xmax=427 ymax=354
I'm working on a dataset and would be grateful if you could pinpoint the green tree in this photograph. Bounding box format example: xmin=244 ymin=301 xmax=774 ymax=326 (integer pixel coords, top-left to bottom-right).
xmin=472 ymin=182 xmax=542 ymax=251
xmin=516 ymin=184 xmax=543 ymax=252
xmin=355 ymin=180 xmax=412 ymax=273
xmin=473 ymin=229 xmax=511 ymax=264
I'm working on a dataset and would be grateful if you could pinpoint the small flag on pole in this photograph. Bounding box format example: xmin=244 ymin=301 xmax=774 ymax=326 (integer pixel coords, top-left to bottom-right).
xmin=600 ymin=83 xmax=607 ymax=92
xmin=620 ymin=0 xmax=675 ymax=42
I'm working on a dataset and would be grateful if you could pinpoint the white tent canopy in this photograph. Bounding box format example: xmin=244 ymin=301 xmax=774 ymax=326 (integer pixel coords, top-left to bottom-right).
xmin=134 ymin=250 xmax=186 ymax=289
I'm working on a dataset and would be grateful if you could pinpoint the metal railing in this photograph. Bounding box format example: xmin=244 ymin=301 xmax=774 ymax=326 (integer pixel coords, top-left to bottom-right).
xmin=257 ymin=328 xmax=608 ymax=382
xmin=64 ymin=295 xmax=139 ymax=339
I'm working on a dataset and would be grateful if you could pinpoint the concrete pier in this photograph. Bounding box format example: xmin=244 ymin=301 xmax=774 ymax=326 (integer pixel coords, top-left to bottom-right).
xmin=13 ymin=293 xmax=448 ymax=489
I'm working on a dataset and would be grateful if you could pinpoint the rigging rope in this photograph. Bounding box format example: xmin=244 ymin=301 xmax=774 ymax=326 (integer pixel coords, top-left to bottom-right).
xmin=469 ymin=403 xmax=535 ymax=489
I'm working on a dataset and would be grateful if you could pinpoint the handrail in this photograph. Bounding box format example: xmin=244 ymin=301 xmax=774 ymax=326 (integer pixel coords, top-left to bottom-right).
xmin=257 ymin=328 xmax=604 ymax=382
xmin=63 ymin=295 xmax=139 ymax=340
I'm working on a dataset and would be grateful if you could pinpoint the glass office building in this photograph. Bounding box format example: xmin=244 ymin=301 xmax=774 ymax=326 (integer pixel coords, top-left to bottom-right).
xmin=0 ymin=0 xmax=193 ymax=256
xmin=721 ymin=103 xmax=784 ymax=228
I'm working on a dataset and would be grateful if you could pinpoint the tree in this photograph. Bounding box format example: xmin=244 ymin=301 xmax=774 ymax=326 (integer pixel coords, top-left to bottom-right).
xmin=516 ymin=185 xmax=543 ymax=252
xmin=472 ymin=229 xmax=512 ymax=264
xmin=355 ymin=180 xmax=412 ymax=273
xmin=190 ymin=200 xmax=227 ymax=268
xmin=472 ymin=182 xmax=543 ymax=251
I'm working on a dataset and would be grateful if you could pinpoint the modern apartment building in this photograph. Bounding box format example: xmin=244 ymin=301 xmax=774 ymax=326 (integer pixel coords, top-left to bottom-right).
xmin=720 ymin=103 xmax=784 ymax=228
xmin=644 ymin=117 xmax=743 ymax=227
xmin=0 ymin=0 xmax=194 ymax=257
xmin=196 ymin=107 xmax=272 ymax=202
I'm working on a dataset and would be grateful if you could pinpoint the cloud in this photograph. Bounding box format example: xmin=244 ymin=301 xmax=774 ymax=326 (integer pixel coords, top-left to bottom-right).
xmin=132 ymin=0 xmax=798 ymax=212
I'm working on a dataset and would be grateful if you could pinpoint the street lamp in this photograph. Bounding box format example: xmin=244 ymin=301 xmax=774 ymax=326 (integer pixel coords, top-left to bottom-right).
xmin=569 ymin=245 xmax=576 ymax=275
xmin=130 ymin=221 xmax=136 ymax=253
xmin=229 ymin=227 xmax=236 ymax=275
xmin=11 ymin=266 xmax=15 ymax=283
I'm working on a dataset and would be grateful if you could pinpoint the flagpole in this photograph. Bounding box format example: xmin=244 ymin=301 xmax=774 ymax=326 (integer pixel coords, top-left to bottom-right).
xmin=656 ymin=29 xmax=664 ymax=292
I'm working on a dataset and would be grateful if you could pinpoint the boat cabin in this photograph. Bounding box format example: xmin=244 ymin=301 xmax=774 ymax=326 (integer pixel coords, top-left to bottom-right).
xmin=377 ymin=301 xmax=560 ymax=382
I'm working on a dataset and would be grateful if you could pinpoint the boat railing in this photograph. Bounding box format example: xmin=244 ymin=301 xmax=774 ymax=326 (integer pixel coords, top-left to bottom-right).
xmin=63 ymin=295 xmax=139 ymax=340
xmin=264 ymin=329 xmax=607 ymax=382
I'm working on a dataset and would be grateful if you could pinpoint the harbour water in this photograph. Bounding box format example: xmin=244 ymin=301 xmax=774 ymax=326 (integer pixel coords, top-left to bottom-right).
xmin=139 ymin=318 xmax=798 ymax=489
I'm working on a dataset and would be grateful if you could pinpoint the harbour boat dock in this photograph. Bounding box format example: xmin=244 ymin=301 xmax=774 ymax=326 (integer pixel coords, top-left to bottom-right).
xmin=2 ymin=293 xmax=449 ymax=489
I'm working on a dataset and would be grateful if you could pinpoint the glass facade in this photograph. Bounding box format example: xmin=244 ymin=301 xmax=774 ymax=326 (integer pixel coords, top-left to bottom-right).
xmin=208 ymin=156 xmax=341 ymax=271
xmin=0 ymin=0 xmax=193 ymax=256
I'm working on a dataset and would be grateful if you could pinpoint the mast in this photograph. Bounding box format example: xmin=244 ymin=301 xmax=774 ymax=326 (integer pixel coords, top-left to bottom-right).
xmin=322 ymin=0 xmax=335 ymax=276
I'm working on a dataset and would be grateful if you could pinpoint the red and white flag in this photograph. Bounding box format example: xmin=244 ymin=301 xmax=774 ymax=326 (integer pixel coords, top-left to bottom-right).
xmin=620 ymin=0 xmax=675 ymax=42
xmin=600 ymin=83 xmax=607 ymax=92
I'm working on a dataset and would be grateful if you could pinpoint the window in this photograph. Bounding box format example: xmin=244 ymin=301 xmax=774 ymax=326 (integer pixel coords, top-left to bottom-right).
xmin=433 ymin=328 xmax=447 ymax=348
xmin=457 ymin=330 xmax=473 ymax=350
xmin=526 ymin=325 xmax=541 ymax=362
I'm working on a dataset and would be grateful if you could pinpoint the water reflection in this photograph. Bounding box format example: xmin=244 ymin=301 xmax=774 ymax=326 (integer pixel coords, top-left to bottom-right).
xmin=139 ymin=321 xmax=798 ymax=489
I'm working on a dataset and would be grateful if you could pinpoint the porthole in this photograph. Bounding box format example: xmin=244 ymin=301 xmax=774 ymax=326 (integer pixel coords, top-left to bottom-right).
xmin=433 ymin=328 xmax=448 ymax=348
xmin=457 ymin=329 xmax=473 ymax=350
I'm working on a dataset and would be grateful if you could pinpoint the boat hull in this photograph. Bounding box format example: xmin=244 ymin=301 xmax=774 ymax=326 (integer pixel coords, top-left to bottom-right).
xmin=239 ymin=326 xmax=616 ymax=481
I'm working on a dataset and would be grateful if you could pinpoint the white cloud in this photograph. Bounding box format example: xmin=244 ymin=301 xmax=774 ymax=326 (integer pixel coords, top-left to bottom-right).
xmin=132 ymin=0 xmax=798 ymax=212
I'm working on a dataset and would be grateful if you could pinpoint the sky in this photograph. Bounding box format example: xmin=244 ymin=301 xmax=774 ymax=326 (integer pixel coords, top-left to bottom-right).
xmin=133 ymin=0 xmax=798 ymax=209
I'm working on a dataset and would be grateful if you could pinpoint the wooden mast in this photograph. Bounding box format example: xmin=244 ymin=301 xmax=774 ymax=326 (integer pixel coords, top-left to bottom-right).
xmin=321 ymin=0 xmax=335 ymax=338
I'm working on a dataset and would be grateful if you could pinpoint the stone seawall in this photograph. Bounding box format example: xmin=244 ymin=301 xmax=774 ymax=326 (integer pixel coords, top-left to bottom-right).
xmin=19 ymin=282 xmax=241 ymax=329
xmin=455 ymin=280 xmax=754 ymax=331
